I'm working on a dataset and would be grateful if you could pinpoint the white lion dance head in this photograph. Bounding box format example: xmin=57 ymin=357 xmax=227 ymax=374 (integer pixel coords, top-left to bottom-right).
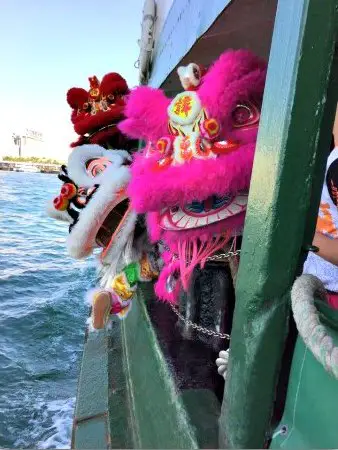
xmin=46 ymin=144 xmax=146 ymax=274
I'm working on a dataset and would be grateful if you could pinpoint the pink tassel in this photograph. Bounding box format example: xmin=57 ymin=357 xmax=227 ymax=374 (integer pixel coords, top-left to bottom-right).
xmin=177 ymin=231 xmax=232 ymax=291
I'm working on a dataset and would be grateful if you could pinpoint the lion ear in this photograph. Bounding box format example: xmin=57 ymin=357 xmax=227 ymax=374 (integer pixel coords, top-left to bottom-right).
xmin=67 ymin=88 xmax=88 ymax=109
xmin=100 ymin=72 xmax=129 ymax=96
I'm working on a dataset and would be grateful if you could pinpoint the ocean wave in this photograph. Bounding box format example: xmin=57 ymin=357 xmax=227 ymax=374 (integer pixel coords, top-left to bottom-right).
xmin=11 ymin=396 xmax=76 ymax=449
xmin=36 ymin=397 xmax=76 ymax=450
xmin=0 ymin=172 xmax=94 ymax=449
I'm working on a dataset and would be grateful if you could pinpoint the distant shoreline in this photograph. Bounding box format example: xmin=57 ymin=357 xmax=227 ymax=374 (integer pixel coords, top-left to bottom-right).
xmin=0 ymin=161 xmax=59 ymax=174
xmin=0 ymin=169 xmax=56 ymax=174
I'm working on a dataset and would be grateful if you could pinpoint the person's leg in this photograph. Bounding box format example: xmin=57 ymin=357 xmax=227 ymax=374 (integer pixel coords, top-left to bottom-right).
xmin=92 ymin=291 xmax=112 ymax=329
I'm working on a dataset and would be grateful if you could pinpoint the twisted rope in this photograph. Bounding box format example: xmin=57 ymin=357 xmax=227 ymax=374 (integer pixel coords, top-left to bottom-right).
xmin=291 ymin=274 xmax=338 ymax=379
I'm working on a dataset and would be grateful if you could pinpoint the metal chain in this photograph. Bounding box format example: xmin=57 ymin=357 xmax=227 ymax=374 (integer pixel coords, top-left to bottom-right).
xmin=159 ymin=241 xmax=241 ymax=262
xmin=206 ymin=249 xmax=241 ymax=261
xmin=169 ymin=303 xmax=230 ymax=340
xmin=159 ymin=240 xmax=237 ymax=339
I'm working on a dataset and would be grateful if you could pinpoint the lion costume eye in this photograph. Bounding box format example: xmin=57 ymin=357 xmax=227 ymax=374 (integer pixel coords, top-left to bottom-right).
xmin=86 ymin=157 xmax=112 ymax=177
xmin=193 ymin=66 xmax=200 ymax=80
xmin=231 ymin=101 xmax=260 ymax=128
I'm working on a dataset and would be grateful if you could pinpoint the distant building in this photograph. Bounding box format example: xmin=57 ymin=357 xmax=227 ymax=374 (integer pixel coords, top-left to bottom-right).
xmin=4 ymin=128 xmax=46 ymax=158
xmin=20 ymin=128 xmax=45 ymax=158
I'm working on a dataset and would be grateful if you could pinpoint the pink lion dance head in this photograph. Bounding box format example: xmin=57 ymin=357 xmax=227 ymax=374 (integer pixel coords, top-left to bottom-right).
xmin=119 ymin=49 xmax=267 ymax=303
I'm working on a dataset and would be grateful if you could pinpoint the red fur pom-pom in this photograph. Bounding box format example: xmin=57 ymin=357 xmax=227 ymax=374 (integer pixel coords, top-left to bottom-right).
xmin=100 ymin=73 xmax=128 ymax=96
xmin=67 ymin=87 xmax=88 ymax=109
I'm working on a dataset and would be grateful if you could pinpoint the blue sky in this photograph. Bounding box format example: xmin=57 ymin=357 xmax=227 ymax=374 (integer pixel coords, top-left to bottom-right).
xmin=0 ymin=0 xmax=144 ymax=159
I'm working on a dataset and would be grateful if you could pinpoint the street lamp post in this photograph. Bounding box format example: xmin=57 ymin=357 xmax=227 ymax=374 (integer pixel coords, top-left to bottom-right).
xmin=12 ymin=134 xmax=22 ymax=157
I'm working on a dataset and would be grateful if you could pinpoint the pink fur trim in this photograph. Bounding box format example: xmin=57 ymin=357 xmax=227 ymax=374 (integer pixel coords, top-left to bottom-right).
xmin=118 ymin=86 xmax=170 ymax=142
xmin=146 ymin=211 xmax=162 ymax=242
xmin=128 ymin=143 xmax=255 ymax=213
xmin=160 ymin=250 xmax=173 ymax=264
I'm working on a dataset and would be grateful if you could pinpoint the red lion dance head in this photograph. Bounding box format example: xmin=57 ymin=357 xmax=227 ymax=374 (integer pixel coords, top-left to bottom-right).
xmin=67 ymin=72 xmax=135 ymax=150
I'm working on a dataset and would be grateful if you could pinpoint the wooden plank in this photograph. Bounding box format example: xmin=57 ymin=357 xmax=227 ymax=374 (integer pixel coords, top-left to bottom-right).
xmin=219 ymin=0 xmax=338 ymax=448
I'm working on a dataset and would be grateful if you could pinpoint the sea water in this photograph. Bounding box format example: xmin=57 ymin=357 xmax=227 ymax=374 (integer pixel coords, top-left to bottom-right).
xmin=0 ymin=171 xmax=97 ymax=448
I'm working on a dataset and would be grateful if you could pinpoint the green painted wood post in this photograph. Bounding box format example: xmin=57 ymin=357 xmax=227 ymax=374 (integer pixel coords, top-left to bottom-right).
xmin=219 ymin=0 xmax=338 ymax=448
